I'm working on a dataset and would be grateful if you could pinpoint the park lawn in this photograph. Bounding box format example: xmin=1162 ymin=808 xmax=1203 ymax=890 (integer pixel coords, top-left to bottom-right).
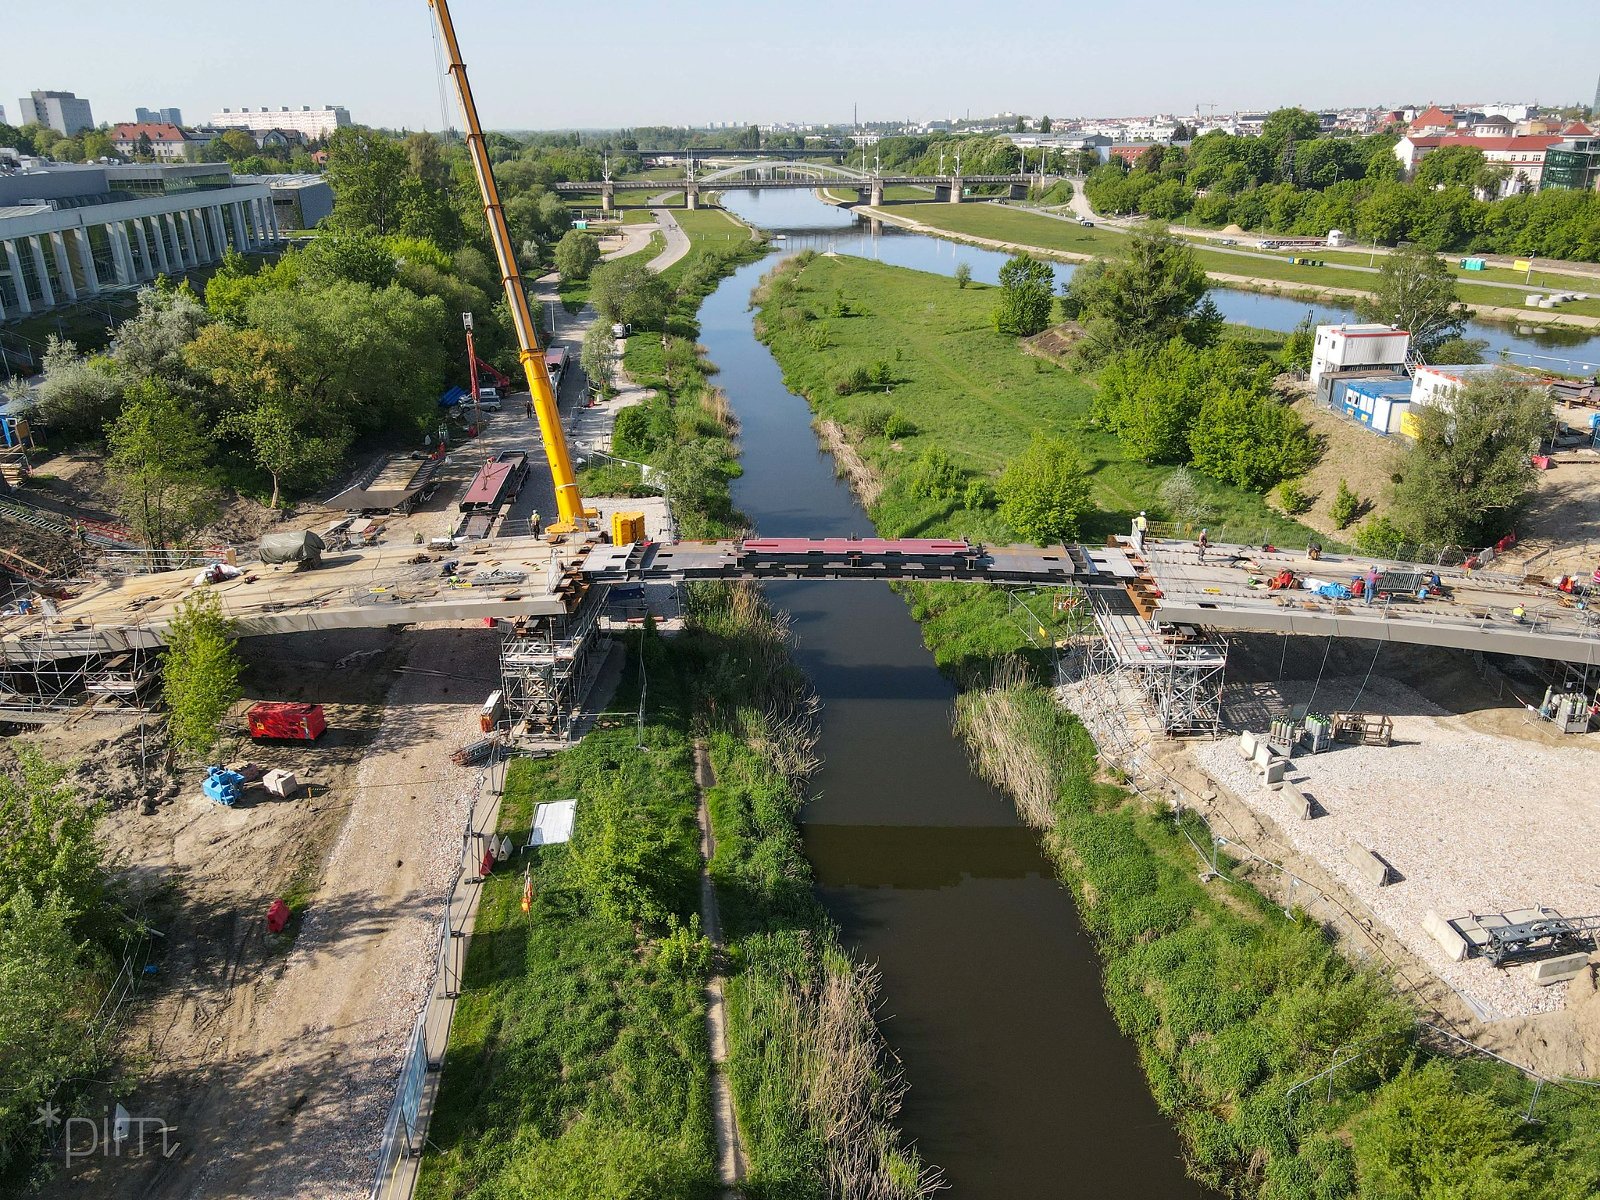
xmin=655 ymin=207 xmax=759 ymax=288
xmin=895 ymin=200 xmax=1127 ymax=257
xmin=759 ymin=254 xmax=1314 ymax=547
xmin=415 ymin=693 xmax=718 ymax=1200
xmin=878 ymin=184 xmax=937 ymax=201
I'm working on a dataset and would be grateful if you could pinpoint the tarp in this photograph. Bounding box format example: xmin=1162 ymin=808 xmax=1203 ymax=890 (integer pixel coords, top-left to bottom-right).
xmin=439 ymin=386 xmax=469 ymax=409
xmin=259 ymin=530 xmax=326 ymax=566
xmin=529 ymin=798 xmax=577 ymax=847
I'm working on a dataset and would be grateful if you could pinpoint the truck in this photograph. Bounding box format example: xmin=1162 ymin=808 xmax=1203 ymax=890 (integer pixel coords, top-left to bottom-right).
xmin=544 ymin=347 xmax=567 ymax=393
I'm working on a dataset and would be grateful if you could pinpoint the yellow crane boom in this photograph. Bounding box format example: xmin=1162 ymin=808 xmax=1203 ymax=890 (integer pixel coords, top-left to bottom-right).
xmin=427 ymin=0 xmax=592 ymax=530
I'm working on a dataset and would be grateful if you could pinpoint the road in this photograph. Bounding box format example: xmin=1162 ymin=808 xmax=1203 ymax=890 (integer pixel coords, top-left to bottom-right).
xmin=646 ymin=202 xmax=691 ymax=272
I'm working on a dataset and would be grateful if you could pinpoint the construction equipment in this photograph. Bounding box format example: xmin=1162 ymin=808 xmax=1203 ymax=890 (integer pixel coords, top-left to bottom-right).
xmin=246 ymin=701 xmax=328 ymax=741
xmin=427 ymin=0 xmax=594 ymax=532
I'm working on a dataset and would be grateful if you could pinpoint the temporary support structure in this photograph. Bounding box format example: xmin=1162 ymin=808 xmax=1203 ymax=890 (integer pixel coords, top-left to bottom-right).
xmin=499 ymin=586 xmax=609 ymax=741
xmin=1079 ymin=588 xmax=1227 ymax=737
xmin=0 ymin=616 xmax=159 ymax=720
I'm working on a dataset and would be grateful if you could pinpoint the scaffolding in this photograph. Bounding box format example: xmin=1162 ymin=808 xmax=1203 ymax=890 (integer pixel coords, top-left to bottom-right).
xmin=0 ymin=615 xmax=160 ymax=721
xmin=1073 ymin=587 xmax=1228 ymax=738
xmin=498 ymin=583 xmax=609 ymax=742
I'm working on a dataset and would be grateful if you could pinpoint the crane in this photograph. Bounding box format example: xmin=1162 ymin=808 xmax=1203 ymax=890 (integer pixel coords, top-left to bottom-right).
xmin=427 ymin=0 xmax=593 ymax=531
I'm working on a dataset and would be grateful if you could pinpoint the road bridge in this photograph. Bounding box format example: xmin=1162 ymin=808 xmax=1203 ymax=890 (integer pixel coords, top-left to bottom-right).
xmin=4 ymin=533 xmax=1596 ymax=731
xmin=555 ymin=164 xmax=1043 ymax=211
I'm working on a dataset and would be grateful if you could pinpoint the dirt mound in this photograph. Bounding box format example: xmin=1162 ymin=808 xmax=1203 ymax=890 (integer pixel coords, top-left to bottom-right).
xmin=67 ymin=722 xmax=180 ymax=812
xmin=1023 ymin=321 xmax=1086 ymax=365
xmin=1222 ymin=223 xmax=1247 ymax=236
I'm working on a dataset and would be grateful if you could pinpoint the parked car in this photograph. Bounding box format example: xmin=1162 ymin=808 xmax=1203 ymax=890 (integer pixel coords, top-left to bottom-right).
xmin=477 ymin=386 xmax=502 ymax=411
xmin=1218 ymin=238 xmax=1237 ymax=246
xmin=611 ymin=322 xmax=631 ymax=338
xmin=1078 ymin=218 xmax=1094 ymax=227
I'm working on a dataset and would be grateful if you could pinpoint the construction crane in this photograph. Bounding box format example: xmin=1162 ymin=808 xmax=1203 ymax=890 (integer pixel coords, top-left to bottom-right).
xmin=426 ymin=0 xmax=593 ymax=530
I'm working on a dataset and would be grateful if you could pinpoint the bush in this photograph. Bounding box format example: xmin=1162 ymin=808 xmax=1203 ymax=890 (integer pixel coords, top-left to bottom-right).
xmin=162 ymin=589 xmax=243 ymax=762
xmin=859 ymin=404 xmax=893 ymax=437
xmin=998 ymin=433 xmax=1095 ymax=543
xmin=992 ymin=253 xmax=1055 ymax=336
xmin=905 ymin=447 xmax=964 ymax=502
xmin=962 ymin=479 xmax=996 ymax=511
xmin=831 ymin=362 xmax=872 ymax=396
xmin=1329 ymin=478 xmax=1360 ymax=528
xmin=1189 ymin=390 xmax=1318 ymax=491
xmin=1353 ymin=514 xmax=1407 ymax=557
xmin=1158 ymin=468 xmax=1205 ymax=522
xmin=954 ymin=262 xmax=972 ymax=289
xmin=1277 ymin=479 xmax=1313 ymax=515
xmin=882 ymin=411 xmax=916 ymax=440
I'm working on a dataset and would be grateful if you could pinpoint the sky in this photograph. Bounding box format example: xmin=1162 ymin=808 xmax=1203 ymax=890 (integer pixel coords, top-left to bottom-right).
xmin=6 ymin=0 xmax=1599 ymax=132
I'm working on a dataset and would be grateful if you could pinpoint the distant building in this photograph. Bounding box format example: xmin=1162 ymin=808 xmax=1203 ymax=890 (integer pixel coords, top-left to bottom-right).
xmin=0 ymin=159 xmax=279 ymax=320
xmin=1394 ymin=134 xmax=1563 ymax=194
xmin=134 ymin=106 xmax=183 ymax=126
xmin=210 ymin=105 xmax=351 ymax=140
xmin=1541 ymin=137 xmax=1600 ymax=192
xmin=111 ymin=122 xmax=192 ymax=162
xmin=16 ymin=90 xmax=95 ymax=135
xmin=1409 ymin=105 xmax=1458 ymax=135
xmin=238 ymin=173 xmax=333 ymax=230
xmin=1471 ymin=115 xmax=1514 ymax=138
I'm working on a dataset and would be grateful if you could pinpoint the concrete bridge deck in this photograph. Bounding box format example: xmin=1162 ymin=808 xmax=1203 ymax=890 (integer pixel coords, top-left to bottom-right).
xmin=1142 ymin=539 xmax=1600 ymax=666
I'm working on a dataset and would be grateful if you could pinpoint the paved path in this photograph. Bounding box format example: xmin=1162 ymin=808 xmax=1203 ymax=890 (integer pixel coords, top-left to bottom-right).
xmin=647 ymin=207 xmax=691 ymax=273
xmin=601 ymin=219 xmax=659 ymax=262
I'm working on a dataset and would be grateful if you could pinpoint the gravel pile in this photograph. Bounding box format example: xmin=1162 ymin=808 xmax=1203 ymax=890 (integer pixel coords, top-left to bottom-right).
xmin=1194 ymin=674 xmax=1600 ymax=1019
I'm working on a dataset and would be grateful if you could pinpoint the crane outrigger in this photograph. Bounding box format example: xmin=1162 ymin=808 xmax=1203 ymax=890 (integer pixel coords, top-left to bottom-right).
xmin=426 ymin=0 xmax=594 ymax=531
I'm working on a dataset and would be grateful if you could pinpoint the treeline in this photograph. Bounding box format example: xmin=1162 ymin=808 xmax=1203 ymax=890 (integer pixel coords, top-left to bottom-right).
xmin=1084 ymin=107 xmax=1600 ymax=259
xmin=873 ymin=132 xmax=1092 ymax=177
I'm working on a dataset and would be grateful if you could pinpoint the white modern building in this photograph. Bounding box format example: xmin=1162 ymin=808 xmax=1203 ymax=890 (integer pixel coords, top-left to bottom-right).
xmin=16 ymin=90 xmax=95 ymax=135
xmin=0 ymin=160 xmax=281 ymax=320
xmin=210 ymin=105 xmax=352 ymax=140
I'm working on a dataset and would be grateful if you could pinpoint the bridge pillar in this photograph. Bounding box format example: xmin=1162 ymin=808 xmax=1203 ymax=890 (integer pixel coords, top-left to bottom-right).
xmin=1008 ymin=182 xmax=1027 ymax=200
xmin=869 ymin=179 xmax=884 ymax=206
xmin=600 ymin=182 xmax=615 ymax=214
xmin=684 ymin=183 xmax=699 ymax=210
xmin=948 ymin=176 xmax=964 ymax=204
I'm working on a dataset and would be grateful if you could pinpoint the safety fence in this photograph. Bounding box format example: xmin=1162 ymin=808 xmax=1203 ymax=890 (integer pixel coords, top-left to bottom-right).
xmin=368 ymin=750 xmax=510 ymax=1200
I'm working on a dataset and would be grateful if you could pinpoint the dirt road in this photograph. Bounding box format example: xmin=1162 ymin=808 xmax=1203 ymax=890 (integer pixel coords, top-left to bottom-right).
xmin=42 ymin=625 xmax=501 ymax=1200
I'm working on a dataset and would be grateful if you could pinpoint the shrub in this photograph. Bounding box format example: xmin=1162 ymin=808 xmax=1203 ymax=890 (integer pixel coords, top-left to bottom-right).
xmin=905 ymin=447 xmax=964 ymax=502
xmin=961 ymin=479 xmax=996 ymax=511
xmin=954 ymin=262 xmax=972 ymax=289
xmin=1158 ymin=468 xmax=1205 ymax=523
xmin=998 ymin=433 xmax=1095 ymax=543
xmin=870 ymin=360 xmax=893 ymax=388
xmin=859 ymin=404 xmax=893 ymax=437
xmin=1329 ymin=478 xmax=1360 ymax=528
xmin=882 ymin=412 xmax=916 ymax=440
xmin=831 ymin=363 xmax=872 ymax=396
xmin=1353 ymin=514 xmax=1407 ymax=557
xmin=1277 ymin=478 xmax=1313 ymax=515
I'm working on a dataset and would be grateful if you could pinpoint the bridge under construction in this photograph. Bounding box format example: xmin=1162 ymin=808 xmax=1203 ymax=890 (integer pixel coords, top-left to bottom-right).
xmin=3 ymin=531 xmax=1597 ymax=736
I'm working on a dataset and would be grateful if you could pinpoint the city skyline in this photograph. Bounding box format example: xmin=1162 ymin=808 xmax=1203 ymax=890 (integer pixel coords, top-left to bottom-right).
xmin=4 ymin=0 xmax=1599 ymax=134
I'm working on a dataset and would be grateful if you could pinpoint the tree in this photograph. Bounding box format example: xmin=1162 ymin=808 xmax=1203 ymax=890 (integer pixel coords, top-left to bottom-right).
xmin=1356 ymin=243 xmax=1469 ymax=357
xmin=29 ymin=337 xmax=122 ymax=441
xmin=581 ymin=321 xmax=616 ymax=398
xmin=590 ymin=259 xmax=673 ymax=330
xmin=999 ymin=433 xmax=1094 ymax=543
xmin=106 ymin=381 xmax=220 ymax=548
xmin=1281 ymin=312 xmax=1316 ymax=371
xmin=1329 ymin=478 xmax=1360 ymax=528
xmin=162 ymin=590 xmax=244 ymax=762
xmin=134 ymin=132 xmax=154 ymax=160
xmin=1158 ymin=468 xmax=1204 ymax=522
xmin=216 ymin=129 xmax=258 ymax=160
xmin=218 ymin=398 xmax=349 ymax=509
xmin=110 ymin=283 xmax=209 ymax=387
xmin=1039 ymin=115 xmax=1052 ymax=134
xmin=1188 ymin=389 xmax=1317 ymax=490
xmin=1063 ymin=226 xmax=1211 ymax=356
xmin=555 ymin=230 xmax=601 ymax=281
xmin=992 ymin=253 xmax=1055 ymax=336
xmin=298 ymin=231 xmax=398 ymax=288
xmin=81 ymin=129 xmax=113 ymax=161
xmin=1391 ymin=370 xmax=1548 ymax=547
xmin=954 ymin=262 xmax=972 ymax=289
xmin=324 ymin=127 xmax=413 ymax=236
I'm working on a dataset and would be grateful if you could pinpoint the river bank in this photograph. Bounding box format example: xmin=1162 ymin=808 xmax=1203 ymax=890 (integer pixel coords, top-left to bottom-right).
xmin=822 ymin=190 xmax=1600 ymax=335
xmin=749 ymin=246 xmax=1600 ymax=1197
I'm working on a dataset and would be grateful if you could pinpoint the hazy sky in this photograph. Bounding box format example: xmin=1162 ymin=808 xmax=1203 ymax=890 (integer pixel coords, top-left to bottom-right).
xmin=6 ymin=0 xmax=1599 ymax=131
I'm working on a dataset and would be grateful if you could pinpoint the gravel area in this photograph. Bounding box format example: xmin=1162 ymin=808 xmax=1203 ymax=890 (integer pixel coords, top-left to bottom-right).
xmin=1194 ymin=674 xmax=1600 ymax=1019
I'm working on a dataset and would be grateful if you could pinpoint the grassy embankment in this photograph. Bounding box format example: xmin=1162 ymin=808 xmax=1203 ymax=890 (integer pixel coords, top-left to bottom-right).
xmin=754 ymin=252 xmax=1600 ymax=1198
xmin=422 ymin=213 xmax=937 ymax=1199
xmin=752 ymin=253 xmax=1311 ymax=672
xmin=885 ymin=202 xmax=1600 ymax=320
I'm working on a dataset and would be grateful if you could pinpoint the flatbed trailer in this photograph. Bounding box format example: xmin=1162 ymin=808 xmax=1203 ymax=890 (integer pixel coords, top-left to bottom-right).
xmin=460 ymin=451 xmax=529 ymax=512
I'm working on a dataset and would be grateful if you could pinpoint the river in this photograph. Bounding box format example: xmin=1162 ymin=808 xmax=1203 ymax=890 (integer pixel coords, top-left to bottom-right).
xmin=699 ymin=187 xmax=1209 ymax=1196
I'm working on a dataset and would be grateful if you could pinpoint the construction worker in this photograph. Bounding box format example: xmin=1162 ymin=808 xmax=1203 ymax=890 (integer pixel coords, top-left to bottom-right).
xmin=1132 ymin=510 xmax=1148 ymax=555
xmin=1364 ymin=565 xmax=1379 ymax=606
xmin=531 ymin=510 xmax=542 ymax=538
xmin=525 ymin=396 xmax=534 ymax=419
xmin=1196 ymin=529 xmax=1209 ymax=563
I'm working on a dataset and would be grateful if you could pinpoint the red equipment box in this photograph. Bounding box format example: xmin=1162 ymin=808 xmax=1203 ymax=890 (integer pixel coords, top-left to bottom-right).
xmin=246 ymin=702 xmax=327 ymax=741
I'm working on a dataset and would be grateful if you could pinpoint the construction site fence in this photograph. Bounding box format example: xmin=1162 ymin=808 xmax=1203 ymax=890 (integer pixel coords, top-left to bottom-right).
xmin=1060 ymin=647 xmax=1599 ymax=1119
xmin=95 ymin=547 xmax=239 ymax=575
xmin=368 ymin=746 xmax=510 ymax=1200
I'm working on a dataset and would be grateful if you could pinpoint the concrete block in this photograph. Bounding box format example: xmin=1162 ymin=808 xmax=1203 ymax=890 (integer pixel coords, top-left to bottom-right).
xmin=1253 ymin=743 xmax=1273 ymax=770
xmin=1423 ymin=910 xmax=1470 ymax=961
xmin=1238 ymin=730 xmax=1258 ymax=760
xmin=1345 ymin=842 xmax=1391 ymax=888
xmin=1261 ymin=759 xmax=1288 ymax=786
xmin=1531 ymin=954 xmax=1591 ymax=987
xmin=262 ymin=768 xmax=300 ymax=799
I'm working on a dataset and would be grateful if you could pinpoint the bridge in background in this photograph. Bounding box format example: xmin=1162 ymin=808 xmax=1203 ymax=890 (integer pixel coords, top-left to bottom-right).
xmin=4 ymin=534 xmax=1595 ymax=736
xmin=554 ymin=160 xmax=1046 ymax=210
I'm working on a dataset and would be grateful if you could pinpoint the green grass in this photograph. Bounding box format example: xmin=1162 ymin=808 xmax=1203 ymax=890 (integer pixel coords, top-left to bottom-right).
xmin=416 ymin=673 xmax=720 ymax=1200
